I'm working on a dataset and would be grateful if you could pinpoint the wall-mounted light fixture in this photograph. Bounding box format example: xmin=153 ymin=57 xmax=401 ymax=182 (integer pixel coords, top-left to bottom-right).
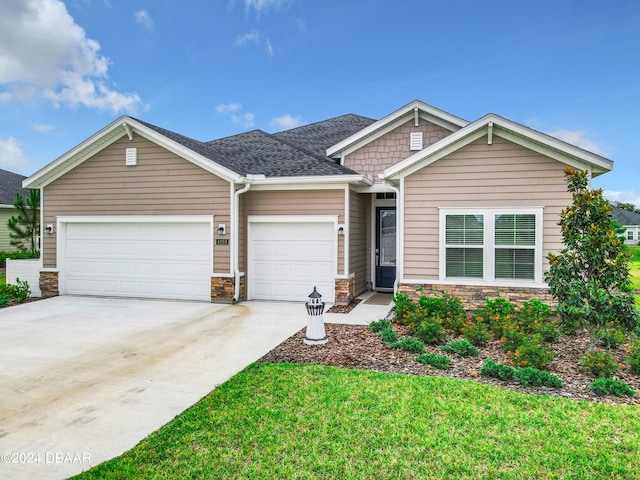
xmin=337 ymin=226 xmax=344 ymax=236
xmin=217 ymin=224 xmax=226 ymax=235
xmin=45 ymin=224 xmax=54 ymax=234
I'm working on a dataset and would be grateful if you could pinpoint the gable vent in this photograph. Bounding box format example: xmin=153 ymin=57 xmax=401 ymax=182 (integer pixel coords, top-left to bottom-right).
xmin=410 ymin=132 xmax=423 ymax=151
xmin=125 ymin=148 xmax=137 ymax=166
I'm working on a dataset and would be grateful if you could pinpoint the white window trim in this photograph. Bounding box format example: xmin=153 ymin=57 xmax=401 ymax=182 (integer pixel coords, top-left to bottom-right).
xmin=438 ymin=207 xmax=544 ymax=286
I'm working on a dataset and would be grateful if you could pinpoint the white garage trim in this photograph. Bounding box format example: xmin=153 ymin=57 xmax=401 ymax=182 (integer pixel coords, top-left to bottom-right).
xmin=247 ymin=215 xmax=338 ymax=302
xmin=56 ymin=215 xmax=214 ymax=301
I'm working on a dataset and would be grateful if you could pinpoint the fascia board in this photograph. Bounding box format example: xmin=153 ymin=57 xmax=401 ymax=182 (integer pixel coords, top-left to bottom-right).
xmin=326 ymin=100 xmax=469 ymax=158
xmin=249 ymin=174 xmax=373 ymax=187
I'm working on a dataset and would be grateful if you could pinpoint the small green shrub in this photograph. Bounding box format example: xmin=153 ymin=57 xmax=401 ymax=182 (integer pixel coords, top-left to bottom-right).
xmin=590 ymin=377 xmax=636 ymax=397
xmin=391 ymin=337 xmax=425 ymax=354
xmin=599 ymin=327 xmax=627 ymax=349
xmin=369 ymin=319 xmax=392 ymax=333
xmin=392 ymin=293 xmax=415 ymax=325
xmin=441 ymin=339 xmax=479 ymax=357
xmin=515 ymin=367 xmax=563 ymax=388
xmin=462 ymin=321 xmax=492 ymax=346
xmin=0 ymin=251 xmax=39 ymax=268
xmin=536 ymin=320 xmax=562 ymax=343
xmin=626 ymin=340 xmax=640 ymax=375
xmin=412 ymin=318 xmax=446 ymax=345
xmin=378 ymin=327 xmax=399 ymax=345
xmin=580 ymin=350 xmax=619 ymax=378
xmin=415 ymin=353 xmax=450 ymax=369
xmin=509 ymin=336 xmax=555 ymax=370
xmin=0 ymin=293 xmax=10 ymax=307
xmin=501 ymin=327 xmax=526 ymax=353
xmin=480 ymin=359 xmax=516 ymax=381
xmin=0 ymin=278 xmax=31 ymax=304
xmin=473 ymin=297 xmax=516 ymax=339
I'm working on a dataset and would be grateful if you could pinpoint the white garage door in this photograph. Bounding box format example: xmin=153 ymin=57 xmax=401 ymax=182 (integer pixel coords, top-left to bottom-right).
xmin=63 ymin=221 xmax=211 ymax=301
xmin=249 ymin=221 xmax=336 ymax=302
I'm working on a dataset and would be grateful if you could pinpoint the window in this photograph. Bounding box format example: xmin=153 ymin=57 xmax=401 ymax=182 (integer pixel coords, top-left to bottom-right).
xmin=440 ymin=208 xmax=542 ymax=283
xmin=628 ymin=230 xmax=635 ymax=241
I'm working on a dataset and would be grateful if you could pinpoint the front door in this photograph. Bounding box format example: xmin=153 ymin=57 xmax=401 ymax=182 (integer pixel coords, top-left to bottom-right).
xmin=375 ymin=207 xmax=396 ymax=289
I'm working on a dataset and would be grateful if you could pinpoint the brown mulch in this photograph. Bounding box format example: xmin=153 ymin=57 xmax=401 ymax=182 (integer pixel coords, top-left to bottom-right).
xmin=260 ymin=323 xmax=640 ymax=406
xmin=326 ymin=299 xmax=362 ymax=314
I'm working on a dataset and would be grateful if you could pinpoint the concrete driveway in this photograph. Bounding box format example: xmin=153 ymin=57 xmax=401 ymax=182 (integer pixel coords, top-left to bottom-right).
xmin=0 ymin=296 xmax=306 ymax=480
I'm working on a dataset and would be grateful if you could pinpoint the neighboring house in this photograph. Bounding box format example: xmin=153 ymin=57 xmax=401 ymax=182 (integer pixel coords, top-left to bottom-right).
xmin=611 ymin=207 xmax=640 ymax=245
xmin=0 ymin=168 xmax=30 ymax=252
xmin=23 ymin=100 xmax=613 ymax=307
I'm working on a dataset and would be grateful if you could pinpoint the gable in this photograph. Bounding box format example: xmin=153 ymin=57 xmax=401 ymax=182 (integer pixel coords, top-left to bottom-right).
xmin=344 ymin=118 xmax=453 ymax=182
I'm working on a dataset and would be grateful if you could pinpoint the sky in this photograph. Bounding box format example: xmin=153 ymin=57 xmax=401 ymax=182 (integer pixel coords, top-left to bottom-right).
xmin=1 ymin=0 xmax=639 ymax=206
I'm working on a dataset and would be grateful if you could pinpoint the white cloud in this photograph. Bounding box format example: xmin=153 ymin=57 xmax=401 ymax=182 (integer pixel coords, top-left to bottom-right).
xmin=134 ymin=9 xmax=154 ymax=31
xmin=235 ymin=31 xmax=261 ymax=46
xmin=0 ymin=0 xmax=142 ymax=114
xmin=32 ymin=122 xmax=55 ymax=133
xmin=244 ymin=0 xmax=292 ymax=14
xmin=0 ymin=137 xmax=28 ymax=169
xmin=231 ymin=112 xmax=255 ymax=128
xmin=269 ymin=114 xmax=304 ymax=132
xmin=266 ymin=39 xmax=274 ymax=56
xmin=215 ymin=102 xmax=243 ymax=114
xmin=604 ymin=190 xmax=640 ymax=209
xmin=548 ymin=129 xmax=606 ymax=156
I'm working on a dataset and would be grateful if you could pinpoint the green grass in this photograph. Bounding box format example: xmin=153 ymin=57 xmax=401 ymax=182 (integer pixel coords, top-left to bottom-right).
xmin=628 ymin=245 xmax=640 ymax=291
xmin=75 ymin=363 xmax=640 ymax=480
xmin=0 ymin=273 xmax=5 ymax=285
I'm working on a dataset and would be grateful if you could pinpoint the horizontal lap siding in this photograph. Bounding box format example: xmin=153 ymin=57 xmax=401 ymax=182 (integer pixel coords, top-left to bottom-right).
xmin=403 ymin=135 xmax=572 ymax=280
xmin=349 ymin=191 xmax=370 ymax=295
xmin=241 ymin=189 xmax=345 ymax=274
xmin=43 ymin=134 xmax=231 ymax=273
xmin=0 ymin=209 xmax=17 ymax=251
xmin=345 ymin=119 xmax=452 ymax=181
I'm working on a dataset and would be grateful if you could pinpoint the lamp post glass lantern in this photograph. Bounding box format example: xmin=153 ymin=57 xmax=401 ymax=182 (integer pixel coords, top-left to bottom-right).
xmin=304 ymin=286 xmax=328 ymax=345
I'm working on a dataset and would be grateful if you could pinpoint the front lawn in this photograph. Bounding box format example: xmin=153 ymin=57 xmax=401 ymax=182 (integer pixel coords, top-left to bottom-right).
xmin=0 ymin=273 xmax=5 ymax=285
xmin=629 ymin=245 xmax=640 ymax=291
xmin=75 ymin=363 xmax=639 ymax=479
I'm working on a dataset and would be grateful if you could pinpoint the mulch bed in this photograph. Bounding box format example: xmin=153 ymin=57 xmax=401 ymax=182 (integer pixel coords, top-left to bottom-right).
xmin=326 ymin=299 xmax=362 ymax=314
xmin=260 ymin=323 xmax=640 ymax=406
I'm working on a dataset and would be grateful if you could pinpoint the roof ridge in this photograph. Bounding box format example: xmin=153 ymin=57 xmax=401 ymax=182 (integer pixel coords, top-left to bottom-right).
xmin=273 ymin=113 xmax=376 ymax=136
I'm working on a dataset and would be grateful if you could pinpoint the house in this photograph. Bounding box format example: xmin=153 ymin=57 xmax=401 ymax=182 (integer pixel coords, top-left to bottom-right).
xmin=23 ymin=100 xmax=613 ymax=307
xmin=0 ymin=168 xmax=30 ymax=252
xmin=611 ymin=207 xmax=640 ymax=245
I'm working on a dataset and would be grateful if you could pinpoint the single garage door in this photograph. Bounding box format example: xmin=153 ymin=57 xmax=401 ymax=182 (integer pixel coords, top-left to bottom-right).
xmin=249 ymin=221 xmax=336 ymax=302
xmin=63 ymin=221 xmax=212 ymax=301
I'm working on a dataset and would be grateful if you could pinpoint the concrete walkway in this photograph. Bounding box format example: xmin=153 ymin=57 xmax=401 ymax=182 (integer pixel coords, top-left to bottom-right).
xmin=0 ymin=294 xmax=392 ymax=480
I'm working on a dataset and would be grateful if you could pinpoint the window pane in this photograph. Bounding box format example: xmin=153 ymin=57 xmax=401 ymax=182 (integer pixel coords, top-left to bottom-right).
xmin=446 ymin=214 xmax=484 ymax=245
xmin=495 ymin=214 xmax=535 ymax=246
xmin=446 ymin=247 xmax=483 ymax=278
xmin=495 ymin=248 xmax=534 ymax=280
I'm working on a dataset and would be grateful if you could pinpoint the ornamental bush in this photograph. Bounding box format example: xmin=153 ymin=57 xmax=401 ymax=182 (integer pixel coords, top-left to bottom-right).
xmin=480 ymin=359 xmax=517 ymax=381
xmin=590 ymin=377 xmax=635 ymax=397
xmin=515 ymin=367 xmax=563 ymax=388
xmin=580 ymin=350 xmax=619 ymax=378
xmin=415 ymin=353 xmax=450 ymax=369
xmin=627 ymin=340 xmax=640 ymax=375
xmin=391 ymin=337 xmax=425 ymax=354
xmin=509 ymin=336 xmax=555 ymax=370
xmin=441 ymin=339 xmax=479 ymax=357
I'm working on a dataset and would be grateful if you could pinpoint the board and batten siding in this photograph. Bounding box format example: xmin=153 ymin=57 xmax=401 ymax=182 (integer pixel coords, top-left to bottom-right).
xmin=344 ymin=119 xmax=452 ymax=182
xmin=42 ymin=134 xmax=232 ymax=273
xmin=403 ymin=135 xmax=572 ymax=280
xmin=241 ymin=189 xmax=345 ymax=275
xmin=349 ymin=190 xmax=370 ymax=296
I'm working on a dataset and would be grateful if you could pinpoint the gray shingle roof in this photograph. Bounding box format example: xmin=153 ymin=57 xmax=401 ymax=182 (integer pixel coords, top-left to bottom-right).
xmin=132 ymin=114 xmax=376 ymax=178
xmin=611 ymin=207 xmax=640 ymax=226
xmin=0 ymin=168 xmax=29 ymax=205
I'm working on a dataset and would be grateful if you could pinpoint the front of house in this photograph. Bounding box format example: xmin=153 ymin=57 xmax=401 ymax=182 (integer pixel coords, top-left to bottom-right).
xmin=23 ymin=100 xmax=613 ymax=307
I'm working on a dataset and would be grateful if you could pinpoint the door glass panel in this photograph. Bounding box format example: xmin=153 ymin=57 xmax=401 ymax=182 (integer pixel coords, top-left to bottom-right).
xmin=379 ymin=209 xmax=396 ymax=266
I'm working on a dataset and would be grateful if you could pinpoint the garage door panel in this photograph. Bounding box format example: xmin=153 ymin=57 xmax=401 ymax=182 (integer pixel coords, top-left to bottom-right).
xmin=249 ymin=221 xmax=335 ymax=302
xmin=63 ymin=221 xmax=211 ymax=301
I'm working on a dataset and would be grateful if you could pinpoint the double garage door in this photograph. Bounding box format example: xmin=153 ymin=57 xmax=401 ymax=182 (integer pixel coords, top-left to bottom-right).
xmin=61 ymin=220 xmax=212 ymax=301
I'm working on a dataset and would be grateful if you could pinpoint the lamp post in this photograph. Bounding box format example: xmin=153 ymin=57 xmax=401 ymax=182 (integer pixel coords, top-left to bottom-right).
xmin=304 ymin=286 xmax=328 ymax=345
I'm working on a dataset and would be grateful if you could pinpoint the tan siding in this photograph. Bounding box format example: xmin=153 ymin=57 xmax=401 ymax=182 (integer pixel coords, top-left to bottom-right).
xmin=241 ymin=189 xmax=345 ymax=274
xmin=349 ymin=191 xmax=370 ymax=295
xmin=345 ymin=119 xmax=452 ymax=182
xmin=43 ymin=134 xmax=232 ymax=273
xmin=0 ymin=209 xmax=18 ymax=251
xmin=403 ymin=135 xmax=572 ymax=280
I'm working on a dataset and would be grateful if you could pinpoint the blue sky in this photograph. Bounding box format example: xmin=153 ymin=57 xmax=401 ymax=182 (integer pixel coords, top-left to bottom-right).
xmin=1 ymin=0 xmax=639 ymax=205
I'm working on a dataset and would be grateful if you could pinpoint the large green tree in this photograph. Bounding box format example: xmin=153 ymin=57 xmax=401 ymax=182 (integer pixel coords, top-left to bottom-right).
xmin=546 ymin=168 xmax=638 ymax=350
xmin=8 ymin=189 xmax=40 ymax=255
xmin=609 ymin=200 xmax=640 ymax=215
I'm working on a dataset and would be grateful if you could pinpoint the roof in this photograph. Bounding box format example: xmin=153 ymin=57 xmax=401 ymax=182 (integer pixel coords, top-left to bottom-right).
xmin=611 ymin=207 xmax=640 ymax=226
xmin=0 ymin=168 xmax=29 ymax=205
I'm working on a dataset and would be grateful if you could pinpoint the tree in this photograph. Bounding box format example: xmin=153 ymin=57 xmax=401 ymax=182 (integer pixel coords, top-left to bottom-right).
xmin=7 ymin=189 xmax=40 ymax=255
xmin=546 ymin=168 xmax=638 ymax=350
xmin=609 ymin=200 xmax=640 ymax=215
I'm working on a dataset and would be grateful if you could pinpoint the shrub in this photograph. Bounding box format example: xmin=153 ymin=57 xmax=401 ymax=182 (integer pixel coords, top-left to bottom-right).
xmin=590 ymin=377 xmax=636 ymax=397
xmin=599 ymin=326 xmax=627 ymax=349
xmin=391 ymin=337 xmax=425 ymax=354
xmin=415 ymin=353 xmax=450 ymax=369
xmin=580 ymin=350 xmax=619 ymax=378
xmin=378 ymin=327 xmax=399 ymax=345
xmin=626 ymin=340 xmax=640 ymax=375
xmin=369 ymin=319 xmax=392 ymax=333
xmin=0 ymin=251 xmax=39 ymax=268
xmin=0 ymin=278 xmax=31 ymax=304
xmin=462 ymin=321 xmax=492 ymax=346
xmin=501 ymin=327 xmax=527 ymax=353
xmin=441 ymin=339 xmax=479 ymax=357
xmin=422 ymin=293 xmax=467 ymax=335
xmin=412 ymin=317 xmax=446 ymax=345
xmin=480 ymin=359 xmax=517 ymax=381
xmin=392 ymin=293 xmax=415 ymax=324
xmin=515 ymin=367 xmax=563 ymax=388
xmin=509 ymin=336 xmax=555 ymax=370
xmin=473 ymin=297 xmax=516 ymax=339
xmin=536 ymin=319 xmax=562 ymax=343
xmin=0 ymin=293 xmax=10 ymax=307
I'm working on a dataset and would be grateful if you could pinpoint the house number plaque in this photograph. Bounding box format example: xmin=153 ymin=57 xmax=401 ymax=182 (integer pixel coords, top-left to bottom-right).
xmin=216 ymin=239 xmax=229 ymax=245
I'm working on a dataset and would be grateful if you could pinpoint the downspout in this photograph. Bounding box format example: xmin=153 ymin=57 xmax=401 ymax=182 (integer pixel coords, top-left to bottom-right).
xmin=382 ymin=178 xmax=401 ymax=295
xmin=232 ymin=181 xmax=251 ymax=302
